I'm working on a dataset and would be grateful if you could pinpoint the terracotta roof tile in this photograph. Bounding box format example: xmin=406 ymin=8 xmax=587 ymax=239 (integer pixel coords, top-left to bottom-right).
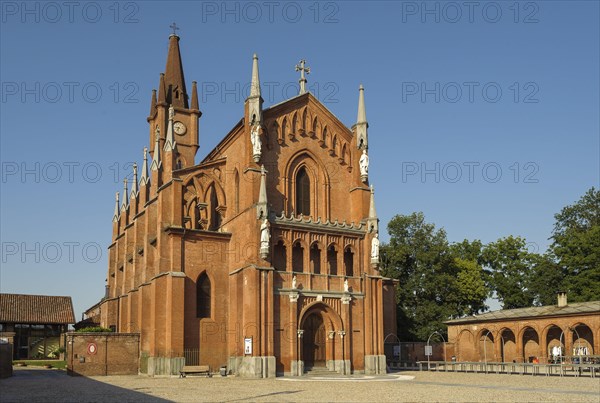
xmin=445 ymin=301 xmax=600 ymax=325
xmin=0 ymin=293 xmax=75 ymax=324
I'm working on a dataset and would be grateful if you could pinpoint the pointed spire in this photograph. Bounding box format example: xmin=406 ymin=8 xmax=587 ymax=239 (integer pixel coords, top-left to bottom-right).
xmin=191 ymin=81 xmax=199 ymax=111
xmin=356 ymin=84 xmax=368 ymax=150
xmin=150 ymin=126 xmax=162 ymax=171
xmin=164 ymin=33 xmax=188 ymax=108
xmin=250 ymin=53 xmax=261 ymax=98
xmin=112 ymin=192 xmax=120 ymax=222
xmin=140 ymin=147 xmax=149 ymax=186
xmin=121 ymin=179 xmax=129 ymax=212
xmin=357 ymin=84 xmax=367 ymax=124
xmin=247 ymin=53 xmax=263 ymax=127
xmin=164 ymin=104 xmax=177 ymax=152
xmin=149 ymin=89 xmax=157 ymax=116
xmin=367 ymin=184 xmax=378 ymax=233
xmin=130 ymin=163 xmax=139 ymax=199
xmin=369 ymin=185 xmax=377 ymax=219
xmin=256 ymin=165 xmax=268 ymax=219
xmin=157 ymin=73 xmax=166 ymax=105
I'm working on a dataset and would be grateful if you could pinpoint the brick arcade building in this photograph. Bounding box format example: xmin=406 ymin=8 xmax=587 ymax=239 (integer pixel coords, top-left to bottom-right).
xmin=87 ymin=33 xmax=397 ymax=377
xmin=445 ymin=293 xmax=599 ymax=364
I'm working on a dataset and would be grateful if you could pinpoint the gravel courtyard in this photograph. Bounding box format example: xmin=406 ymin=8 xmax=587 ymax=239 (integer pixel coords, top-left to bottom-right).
xmin=1 ymin=367 xmax=598 ymax=402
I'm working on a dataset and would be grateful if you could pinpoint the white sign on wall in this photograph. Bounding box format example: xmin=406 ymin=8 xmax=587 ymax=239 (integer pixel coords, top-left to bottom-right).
xmin=244 ymin=337 xmax=252 ymax=355
xmin=425 ymin=345 xmax=433 ymax=356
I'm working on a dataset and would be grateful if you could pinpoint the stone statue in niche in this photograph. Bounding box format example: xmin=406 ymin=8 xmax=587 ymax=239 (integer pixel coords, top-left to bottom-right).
xmin=359 ymin=149 xmax=369 ymax=181
xmin=251 ymin=124 xmax=262 ymax=162
xmin=259 ymin=218 xmax=270 ymax=259
xmin=371 ymin=232 xmax=380 ymax=263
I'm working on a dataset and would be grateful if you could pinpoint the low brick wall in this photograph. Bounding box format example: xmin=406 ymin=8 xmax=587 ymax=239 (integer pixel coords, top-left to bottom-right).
xmin=0 ymin=343 xmax=13 ymax=378
xmin=66 ymin=333 xmax=139 ymax=376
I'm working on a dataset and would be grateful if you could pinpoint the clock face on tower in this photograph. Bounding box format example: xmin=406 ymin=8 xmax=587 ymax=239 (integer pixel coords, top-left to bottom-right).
xmin=174 ymin=121 xmax=187 ymax=135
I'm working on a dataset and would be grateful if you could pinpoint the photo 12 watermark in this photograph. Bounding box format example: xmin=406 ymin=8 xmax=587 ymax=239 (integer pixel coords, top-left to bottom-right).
xmin=1 ymin=241 xmax=103 ymax=264
xmin=1 ymin=81 xmax=140 ymax=104
xmin=400 ymin=161 xmax=540 ymax=183
xmin=400 ymin=1 xmax=540 ymax=24
xmin=201 ymin=80 xmax=339 ymax=105
xmin=1 ymin=1 xmax=140 ymax=24
xmin=200 ymin=1 xmax=340 ymax=24
xmin=401 ymin=82 xmax=540 ymax=104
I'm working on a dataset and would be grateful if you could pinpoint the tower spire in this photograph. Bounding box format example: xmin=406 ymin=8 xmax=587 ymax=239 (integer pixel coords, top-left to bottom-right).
xmin=140 ymin=147 xmax=149 ymax=186
xmin=121 ymin=179 xmax=129 ymax=212
xmin=164 ymin=104 xmax=177 ymax=152
xmin=247 ymin=53 xmax=263 ymax=127
xmin=157 ymin=73 xmax=166 ymax=105
xmin=356 ymin=84 xmax=368 ymax=150
xmin=149 ymin=89 xmax=157 ymax=117
xmin=150 ymin=126 xmax=162 ymax=171
xmin=112 ymin=192 xmax=120 ymax=222
xmin=256 ymin=165 xmax=268 ymax=219
xmin=367 ymin=185 xmax=378 ymax=233
xmin=130 ymin=163 xmax=139 ymax=199
xmin=191 ymin=81 xmax=199 ymax=111
xmin=164 ymin=31 xmax=188 ymax=108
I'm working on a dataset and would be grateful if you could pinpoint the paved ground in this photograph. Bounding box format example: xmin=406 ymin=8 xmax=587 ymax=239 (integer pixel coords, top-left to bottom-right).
xmin=0 ymin=367 xmax=598 ymax=402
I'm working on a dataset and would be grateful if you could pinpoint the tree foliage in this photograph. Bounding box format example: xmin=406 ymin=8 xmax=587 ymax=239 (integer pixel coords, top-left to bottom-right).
xmin=549 ymin=187 xmax=600 ymax=301
xmin=380 ymin=213 xmax=488 ymax=341
xmin=381 ymin=187 xmax=599 ymax=341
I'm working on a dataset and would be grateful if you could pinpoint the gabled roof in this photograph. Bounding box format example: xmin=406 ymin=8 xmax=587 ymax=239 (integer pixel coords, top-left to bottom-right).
xmin=200 ymin=91 xmax=353 ymax=165
xmin=445 ymin=301 xmax=600 ymax=325
xmin=0 ymin=293 xmax=76 ymax=324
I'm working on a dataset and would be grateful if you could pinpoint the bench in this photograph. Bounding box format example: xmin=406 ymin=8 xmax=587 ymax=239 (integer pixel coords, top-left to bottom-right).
xmin=179 ymin=365 xmax=211 ymax=378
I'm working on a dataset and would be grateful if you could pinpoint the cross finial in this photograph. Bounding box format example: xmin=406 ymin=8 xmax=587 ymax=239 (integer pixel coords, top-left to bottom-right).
xmin=169 ymin=22 xmax=179 ymax=36
xmin=295 ymin=59 xmax=311 ymax=95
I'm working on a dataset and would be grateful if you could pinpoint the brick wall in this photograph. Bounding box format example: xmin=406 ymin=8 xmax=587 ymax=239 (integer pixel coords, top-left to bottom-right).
xmin=66 ymin=333 xmax=139 ymax=376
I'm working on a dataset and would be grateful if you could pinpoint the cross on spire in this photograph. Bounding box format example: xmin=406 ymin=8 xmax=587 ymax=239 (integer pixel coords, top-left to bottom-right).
xmin=295 ymin=59 xmax=310 ymax=95
xmin=169 ymin=22 xmax=179 ymax=36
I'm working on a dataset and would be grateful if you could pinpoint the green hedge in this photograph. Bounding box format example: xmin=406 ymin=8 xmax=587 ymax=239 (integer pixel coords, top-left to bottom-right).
xmin=76 ymin=326 xmax=113 ymax=333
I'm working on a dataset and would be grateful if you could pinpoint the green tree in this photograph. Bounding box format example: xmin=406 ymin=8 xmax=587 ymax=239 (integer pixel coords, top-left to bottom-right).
xmin=454 ymin=257 xmax=488 ymax=315
xmin=381 ymin=213 xmax=487 ymax=341
xmin=482 ymin=236 xmax=536 ymax=309
xmin=550 ymin=187 xmax=600 ymax=301
xmin=528 ymin=252 xmax=564 ymax=306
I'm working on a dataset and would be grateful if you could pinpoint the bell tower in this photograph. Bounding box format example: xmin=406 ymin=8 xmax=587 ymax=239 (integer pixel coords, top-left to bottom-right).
xmin=147 ymin=28 xmax=201 ymax=170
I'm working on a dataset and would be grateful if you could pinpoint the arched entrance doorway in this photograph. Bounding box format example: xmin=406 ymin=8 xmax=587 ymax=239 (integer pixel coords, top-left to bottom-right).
xmin=500 ymin=329 xmax=516 ymax=362
xmin=522 ymin=327 xmax=540 ymax=363
xmin=303 ymin=312 xmax=326 ymax=369
xmin=299 ymin=302 xmax=344 ymax=374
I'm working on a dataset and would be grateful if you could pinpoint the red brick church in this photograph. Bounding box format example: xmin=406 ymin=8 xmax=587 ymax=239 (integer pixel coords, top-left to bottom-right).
xmin=88 ymin=32 xmax=397 ymax=377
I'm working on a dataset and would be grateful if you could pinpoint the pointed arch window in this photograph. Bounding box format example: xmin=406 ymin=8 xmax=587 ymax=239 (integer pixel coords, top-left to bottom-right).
xmin=196 ymin=272 xmax=211 ymax=318
xmin=208 ymin=184 xmax=221 ymax=231
xmin=296 ymin=167 xmax=310 ymax=216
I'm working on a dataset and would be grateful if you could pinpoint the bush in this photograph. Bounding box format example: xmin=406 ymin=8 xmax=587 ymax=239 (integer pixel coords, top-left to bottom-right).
xmin=76 ymin=326 xmax=113 ymax=333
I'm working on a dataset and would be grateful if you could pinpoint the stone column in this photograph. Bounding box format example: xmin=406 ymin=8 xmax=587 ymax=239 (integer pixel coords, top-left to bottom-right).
xmin=289 ymin=292 xmax=302 ymax=376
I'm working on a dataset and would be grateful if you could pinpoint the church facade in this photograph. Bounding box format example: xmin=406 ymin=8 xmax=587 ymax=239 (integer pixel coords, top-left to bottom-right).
xmin=90 ymin=33 xmax=397 ymax=377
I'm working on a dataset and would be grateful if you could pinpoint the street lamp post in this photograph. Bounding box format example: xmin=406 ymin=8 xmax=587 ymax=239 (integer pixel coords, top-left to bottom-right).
xmin=426 ymin=331 xmax=447 ymax=369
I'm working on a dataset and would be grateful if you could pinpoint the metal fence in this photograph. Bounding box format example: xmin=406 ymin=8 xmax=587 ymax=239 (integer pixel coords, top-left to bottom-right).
xmin=184 ymin=348 xmax=200 ymax=366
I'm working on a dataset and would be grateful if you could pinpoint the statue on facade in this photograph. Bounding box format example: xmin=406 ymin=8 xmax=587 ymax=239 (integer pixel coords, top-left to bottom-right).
xmin=359 ymin=149 xmax=369 ymax=181
xmin=292 ymin=275 xmax=297 ymax=290
xmin=259 ymin=218 xmax=270 ymax=259
xmin=251 ymin=124 xmax=262 ymax=162
xmin=371 ymin=232 xmax=380 ymax=263
xmin=344 ymin=278 xmax=349 ymax=293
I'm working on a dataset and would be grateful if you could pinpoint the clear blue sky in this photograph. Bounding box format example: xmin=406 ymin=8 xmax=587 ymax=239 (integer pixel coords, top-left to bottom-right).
xmin=1 ymin=1 xmax=598 ymax=319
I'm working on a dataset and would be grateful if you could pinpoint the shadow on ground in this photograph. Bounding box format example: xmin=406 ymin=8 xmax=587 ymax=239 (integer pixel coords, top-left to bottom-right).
xmin=0 ymin=368 xmax=168 ymax=403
